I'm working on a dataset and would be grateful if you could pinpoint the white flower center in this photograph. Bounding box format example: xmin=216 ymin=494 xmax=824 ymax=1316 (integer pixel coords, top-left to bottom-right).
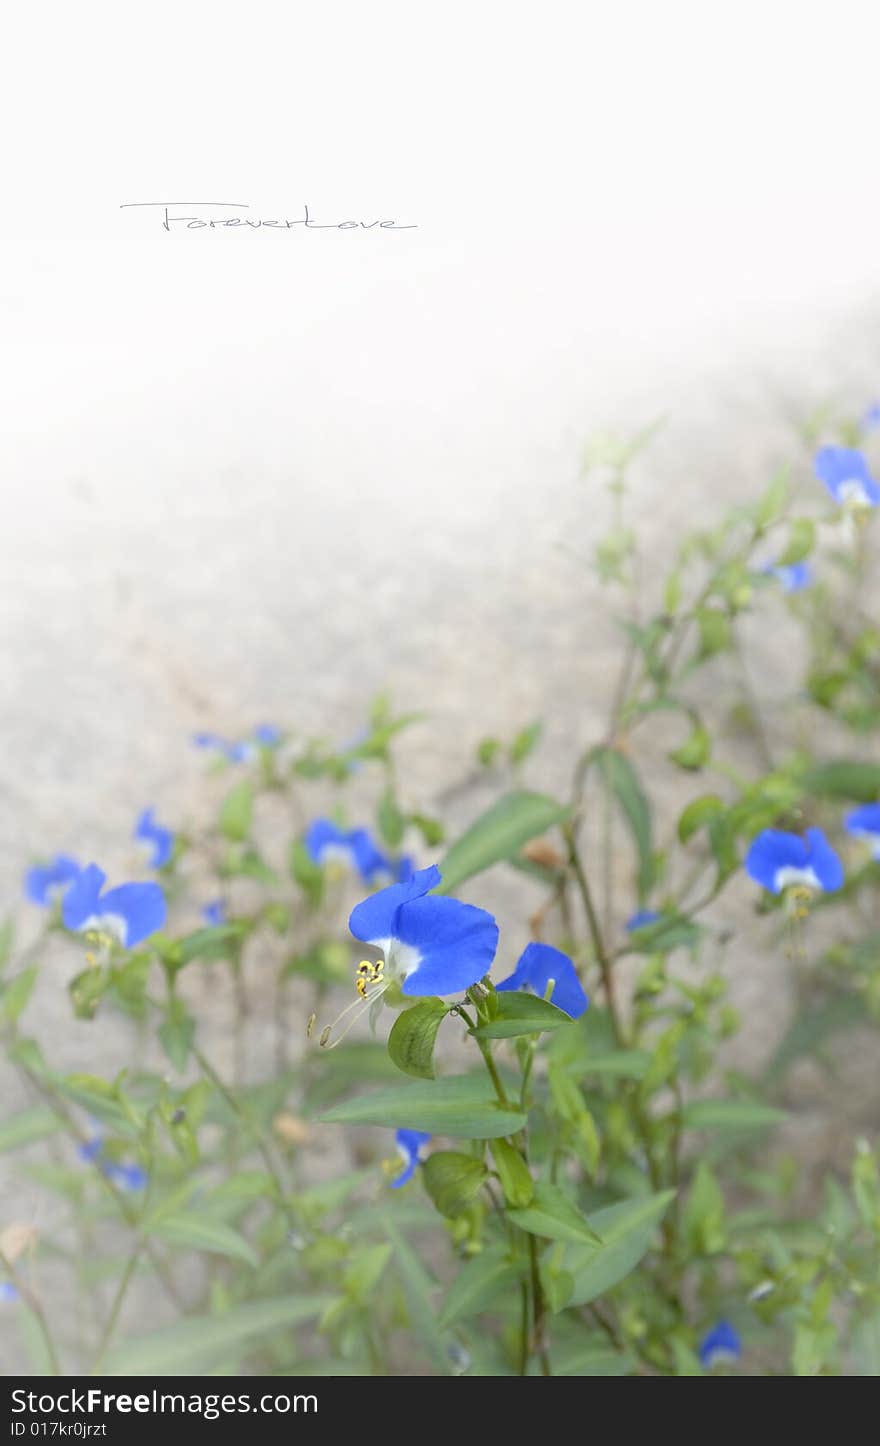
xmin=774 ymin=865 xmax=820 ymax=893
xmin=838 ymin=479 xmax=872 ymax=507
xmin=371 ymin=935 xmax=423 ymax=986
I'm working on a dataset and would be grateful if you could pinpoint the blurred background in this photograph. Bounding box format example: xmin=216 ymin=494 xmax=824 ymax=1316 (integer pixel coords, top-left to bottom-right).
xmin=2 ymin=2 xmax=880 ymax=1354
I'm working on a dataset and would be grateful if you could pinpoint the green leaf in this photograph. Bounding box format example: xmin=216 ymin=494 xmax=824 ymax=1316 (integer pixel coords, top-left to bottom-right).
xmin=563 ymin=1191 xmax=676 ymax=1308
xmin=508 ymin=1182 xmax=602 ymax=1245
xmin=344 ymin=1242 xmax=392 ymax=1302
xmin=678 ymin=794 xmax=726 ymax=844
xmin=422 ymin=1151 xmax=489 ymax=1217
xmin=592 ymin=746 xmax=654 ymax=900
xmin=669 ymin=723 xmax=711 ymax=771
xmin=288 ymin=838 xmax=325 ymax=908
xmin=146 ymin=1214 xmax=258 ymax=1268
xmin=681 ymin=1099 xmax=787 ymax=1131
xmin=0 ymin=1106 xmax=59 ymax=1153
xmin=219 ymin=780 xmax=253 ymax=841
xmin=470 ymin=990 xmax=575 ymax=1039
xmin=0 ymin=918 xmax=14 ymax=972
xmin=2 ymin=966 xmax=38 ymax=1023
xmin=158 ymin=999 xmax=196 ymax=1072
xmin=509 ymin=720 xmax=543 ymax=766
xmin=378 ymin=786 xmax=406 ymax=848
xmin=384 ymin=1221 xmax=451 ymax=1373
xmin=778 ymin=516 xmax=815 ymax=565
xmin=387 ymin=999 xmax=448 ymax=1079
xmin=695 ymin=607 xmax=730 ymax=659
xmin=103 ymin=1294 xmax=330 ymax=1375
xmin=175 ymin=926 xmax=241 ymax=967
xmin=436 ymin=791 xmax=570 ymax=894
xmin=490 ymin=1139 xmax=534 ymax=1207
xmin=318 ymin=1074 xmax=527 ymax=1139
xmin=575 ymin=1050 xmax=651 ymax=1079
xmin=801 ymin=761 xmax=880 ymax=803
xmin=754 ymin=470 xmax=789 ymax=527
xmin=682 ymin=1161 xmax=726 ymax=1254
xmin=438 ymin=1246 xmax=523 ymax=1328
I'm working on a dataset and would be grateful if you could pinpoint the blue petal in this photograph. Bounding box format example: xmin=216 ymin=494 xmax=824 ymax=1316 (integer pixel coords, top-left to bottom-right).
xmin=391 ymin=1128 xmax=431 ymax=1188
xmin=805 ymin=828 xmax=844 ymax=892
xmin=253 ymin=724 xmax=281 ymax=747
xmin=0 ymin=1283 xmax=19 ymax=1303
xmin=626 ymin=909 xmax=661 ymax=932
xmin=348 ymin=828 xmax=391 ymax=883
xmin=304 ymin=818 xmax=347 ymax=863
xmin=844 ymin=803 xmax=880 ymax=839
xmin=396 ymin=894 xmax=499 ymax=997
xmin=769 ymin=561 xmax=812 ymax=593
xmin=815 ymin=445 xmax=880 ymax=505
xmin=395 ymin=855 xmax=416 ymax=883
xmin=744 ymin=831 xmax=809 ymax=893
xmin=24 ymin=854 xmax=81 ymax=906
xmin=108 ymin=1162 xmax=148 ymax=1191
xmin=77 ymin=1135 xmax=104 ymax=1164
xmin=496 ymin=942 xmax=589 ymax=1019
xmin=98 ymin=882 xmax=167 ymax=947
xmin=193 ymin=732 xmax=225 ymax=750
xmin=63 ymin=864 xmax=107 ymax=930
xmin=349 ymin=866 xmax=442 ymax=945
xmin=201 ymin=899 xmax=226 ymax=927
xmin=134 ymin=808 xmax=174 ymax=869
xmin=698 ymin=1319 xmax=741 ymax=1369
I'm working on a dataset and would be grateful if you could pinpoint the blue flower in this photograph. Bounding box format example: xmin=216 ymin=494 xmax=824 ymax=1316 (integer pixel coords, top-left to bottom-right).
xmin=626 ymin=909 xmax=661 ymax=932
xmin=0 ymin=1282 xmax=18 ymax=1303
xmin=815 ymin=446 xmax=880 ymax=507
xmin=78 ymin=1135 xmax=147 ymax=1191
xmin=744 ymin=828 xmax=844 ymax=895
xmin=201 ymin=899 xmax=227 ymax=927
xmin=349 ymin=865 xmax=499 ymax=1000
xmin=305 ymin=819 xmax=392 ymax=885
xmin=193 ymin=725 xmax=281 ymax=763
xmin=698 ymin=1319 xmax=741 ymax=1370
xmin=765 ymin=561 xmax=812 ymax=593
xmin=63 ymin=864 xmax=166 ymax=948
xmin=134 ymin=808 xmax=174 ymax=869
xmin=843 ymin=803 xmax=880 ymax=860
xmin=392 ymin=1129 xmax=431 ymax=1188
xmin=496 ymin=942 xmax=588 ymax=1020
xmin=24 ymin=854 xmax=81 ymax=907
xmin=862 ymin=402 xmax=880 ymax=431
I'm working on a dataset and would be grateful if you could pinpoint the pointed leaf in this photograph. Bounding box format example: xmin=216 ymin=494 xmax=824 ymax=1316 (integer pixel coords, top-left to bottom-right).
xmin=508 ymin=1182 xmax=602 ymax=1245
xmin=318 ymin=1075 xmax=526 ymax=1139
xmin=387 ymin=999 xmax=448 ymax=1079
xmin=437 ymin=791 xmax=570 ymax=894
xmin=563 ymin=1191 xmax=676 ymax=1307
xmin=471 ymin=990 xmax=574 ymax=1039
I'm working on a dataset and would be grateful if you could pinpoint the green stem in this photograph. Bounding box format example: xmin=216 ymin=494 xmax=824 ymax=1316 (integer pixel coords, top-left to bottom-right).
xmin=527 ymin=1233 xmax=552 ymax=1376
xmin=565 ymin=828 xmax=626 ymax=1046
xmin=89 ymin=1242 xmax=142 ymax=1372
xmin=0 ymin=1247 xmax=61 ymax=1376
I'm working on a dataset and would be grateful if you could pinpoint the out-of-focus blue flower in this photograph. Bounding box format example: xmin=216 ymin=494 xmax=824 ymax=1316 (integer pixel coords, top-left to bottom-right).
xmin=63 ymin=864 xmax=166 ymax=948
xmin=193 ymin=726 xmax=281 ymax=763
xmin=349 ymin=865 xmax=499 ymax=999
xmin=744 ymin=828 xmax=844 ymax=895
xmin=626 ymin=909 xmax=661 ymax=932
xmin=134 ymin=808 xmax=174 ymax=869
xmin=77 ymin=1134 xmax=147 ymax=1191
xmin=496 ymin=942 xmax=588 ymax=1020
xmin=305 ymin=819 xmax=391 ymax=885
xmin=392 ymin=1129 xmax=431 ymax=1188
xmin=24 ymin=855 xmax=81 ymax=907
xmin=815 ymin=446 xmax=880 ymax=507
xmin=201 ymin=899 xmax=227 ymax=927
xmin=698 ymin=1319 xmax=741 ymax=1370
xmin=0 ymin=1282 xmax=19 ymax=1303
xmin=764 ymin=561 xmax=812 ymax=593
xmin=862 ymin=402 xmax=880 ymax=431
xmin=843 ymin=803 xmax=880 ymax=860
